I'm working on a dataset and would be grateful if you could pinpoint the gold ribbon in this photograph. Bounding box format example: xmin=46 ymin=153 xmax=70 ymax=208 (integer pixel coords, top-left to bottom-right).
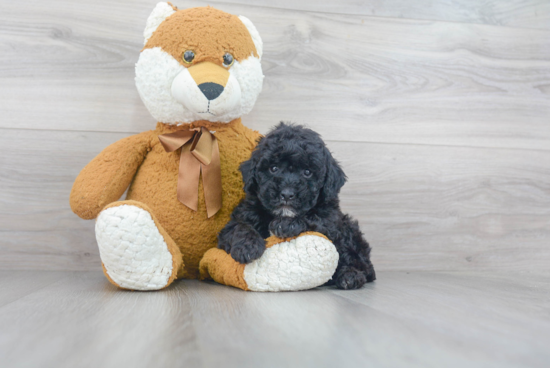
xmin=158 ymin=127 xmax=222 ymax=218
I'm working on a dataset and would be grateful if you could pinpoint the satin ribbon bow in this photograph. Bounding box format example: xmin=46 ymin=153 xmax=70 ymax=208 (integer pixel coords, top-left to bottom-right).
xmin=158 ymin=127 xmax=222 ymax=218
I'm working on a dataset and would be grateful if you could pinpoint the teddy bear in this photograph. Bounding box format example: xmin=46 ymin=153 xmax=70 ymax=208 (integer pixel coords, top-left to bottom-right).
xmin=69 ymin=2 xmax=339 ymax=291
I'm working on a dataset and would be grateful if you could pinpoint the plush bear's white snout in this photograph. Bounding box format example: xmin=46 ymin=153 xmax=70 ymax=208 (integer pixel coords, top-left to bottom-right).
xmin=171 ymin=69 xmax=242 ymax=119
xmin=135 ymin=47 xmax=262 ymax=124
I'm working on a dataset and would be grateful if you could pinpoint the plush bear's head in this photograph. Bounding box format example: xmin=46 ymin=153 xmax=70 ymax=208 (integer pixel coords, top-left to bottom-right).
xmin=135 ymin=3 xmax=264 ymax=124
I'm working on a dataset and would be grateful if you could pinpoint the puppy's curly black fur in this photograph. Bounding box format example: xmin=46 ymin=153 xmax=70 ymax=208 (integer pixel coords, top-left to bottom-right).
xmin=218 ymin=123 xmax=376 ymax=289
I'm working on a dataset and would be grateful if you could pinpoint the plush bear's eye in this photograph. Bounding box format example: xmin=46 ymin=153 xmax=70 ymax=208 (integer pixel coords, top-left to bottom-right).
xmin=223 ymin=53 xmax=234 ymax=67
xmin=303 ymin=169 xmax=312 ymax=178
xmin=269 ymin=165 xmax=279 ymax=173
xmin=182 ymin=50 xmax=195 ymax=64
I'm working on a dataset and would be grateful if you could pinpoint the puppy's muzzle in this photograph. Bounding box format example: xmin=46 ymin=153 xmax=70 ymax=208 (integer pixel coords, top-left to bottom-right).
xmin=280 ymin=188 xmax=295 ymax=202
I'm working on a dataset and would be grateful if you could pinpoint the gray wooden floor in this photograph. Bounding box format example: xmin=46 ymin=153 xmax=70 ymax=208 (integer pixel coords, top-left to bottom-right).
xmin=1 ymin=270 xmax=549 ymax=368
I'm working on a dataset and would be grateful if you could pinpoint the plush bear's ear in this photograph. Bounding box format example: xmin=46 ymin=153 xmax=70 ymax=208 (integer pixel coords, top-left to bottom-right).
xmin=143 ymin=2 xmax=177 ymax=45
xmin=239 ymin=137 xmax=263 ymax=195
xmin=238 ymin=15 xmax=263 ymax=59
xmin=319 ymin=147 xmax=347 ymax=203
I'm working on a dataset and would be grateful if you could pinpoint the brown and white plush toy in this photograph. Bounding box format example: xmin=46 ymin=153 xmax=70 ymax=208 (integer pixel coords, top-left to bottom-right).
xmin=70 ymin=2 xmax=338 ymax=291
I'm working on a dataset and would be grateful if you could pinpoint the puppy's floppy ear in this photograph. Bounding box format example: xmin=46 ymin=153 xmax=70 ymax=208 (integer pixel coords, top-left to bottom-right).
xmin=239 ymin=159 xmax=257 ymax=194
xmin=319 ymin=147 xmax=347 ymax=203
xmin=240 ymin=137 xmax=263 ymax=195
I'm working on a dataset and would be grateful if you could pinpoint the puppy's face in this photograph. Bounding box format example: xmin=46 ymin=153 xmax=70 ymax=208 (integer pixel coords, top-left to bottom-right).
xmin=241 ymin=124 xmax=346 ymax=217
xmin=256 ymin=146 xmax=325 ymax=218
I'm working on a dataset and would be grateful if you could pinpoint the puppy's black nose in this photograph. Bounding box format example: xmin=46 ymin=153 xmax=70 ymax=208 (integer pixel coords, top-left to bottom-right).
xmin=281 ymin=189 xmax=295 ymax=201
xmin=198 ymin=82 xmax=224 ymax=100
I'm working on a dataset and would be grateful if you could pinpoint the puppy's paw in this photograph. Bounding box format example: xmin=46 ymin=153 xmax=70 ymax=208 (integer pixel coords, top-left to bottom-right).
xmin=269 ymin=217 xmax=306 ymax=238
xmin=334 ymin=267 xmax=367 ymax=290
xmin=230 ymin=231 xmax=266 ymax=264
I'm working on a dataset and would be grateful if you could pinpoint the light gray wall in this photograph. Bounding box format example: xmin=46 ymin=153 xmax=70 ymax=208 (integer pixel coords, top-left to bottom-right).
xmin=1 ymin=0 xmax=549 ymax=273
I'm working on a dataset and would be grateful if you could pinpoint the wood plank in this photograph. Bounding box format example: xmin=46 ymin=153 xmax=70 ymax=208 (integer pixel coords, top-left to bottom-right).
xmin=213 ymin=0 xmax=550 ymax=31
xmin=332 ymin=140 xmax=550 ymax=273
xmin=1 ymin=1 xmax=549 ymax=150
xmin=0 ymin=270 xmax=549 ymax=367
xmin=332 ymin=271 xmax=550 ymax=322
xmin=0 ymin=129 xmax=124 ymax=270
xmin=0 ymin=270 xmax=66 ymax=308
xmin=0 ymin=271 xmax=202 ymax=367
xmin=328 ymin=271 xmax=550 ymax=367
xmin=1 ymin=128 xmax=549 ymax=273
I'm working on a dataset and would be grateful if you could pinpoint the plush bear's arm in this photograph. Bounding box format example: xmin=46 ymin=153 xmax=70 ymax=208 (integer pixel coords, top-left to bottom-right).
xmin=70 ymin=131 xmax=152 ymax=220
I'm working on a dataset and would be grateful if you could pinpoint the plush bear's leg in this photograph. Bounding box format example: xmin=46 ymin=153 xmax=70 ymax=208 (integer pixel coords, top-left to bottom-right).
xmin=95 ymin=200 xmax=183 ymax=291
xmin=199 ymin=232 xmax=339 ymax=292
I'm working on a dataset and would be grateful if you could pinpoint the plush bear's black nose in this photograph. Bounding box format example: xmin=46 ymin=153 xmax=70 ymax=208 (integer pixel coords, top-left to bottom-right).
xmin=281 ymin=189 xmax=295 ymax=201
xmin=198 ymin=82 xmax=224 ymax=100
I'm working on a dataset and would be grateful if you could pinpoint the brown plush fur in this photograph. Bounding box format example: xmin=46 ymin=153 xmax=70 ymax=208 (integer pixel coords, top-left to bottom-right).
xmin=199 ymin=248 xmax=249 ymax=290
xmin=70 ymin=119 xmax=261 ymax=279
xmin=144 ymin=7 xmax=259 ymax=68
xmin=70 ymin=132 xmax=151 ymax=220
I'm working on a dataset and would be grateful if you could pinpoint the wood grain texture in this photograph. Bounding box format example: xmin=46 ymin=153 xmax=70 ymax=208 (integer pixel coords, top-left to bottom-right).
xmin=1 ymin=0 xmax=549 ymax=150
xmin=0 ymin=1 xmax=549 ymax=274
xmin=0 ymin=129 xmax=124 ymax=270
xmin=1 ymin=128 xmax=549 ymax=273
xmin=333 ymin=140 xmax=550 ymax=273
xmin=213 ymin=0 xmax=550 ymax=31
xmin=0 ymin=270 xmax=66 ymax=308
xmin=0 ymin=271 xmax=201 ymax=367
xmin=1 ymin=270 xmax=549 ymax=368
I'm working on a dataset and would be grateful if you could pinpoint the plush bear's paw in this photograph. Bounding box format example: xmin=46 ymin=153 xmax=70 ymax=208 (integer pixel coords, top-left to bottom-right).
xmin=334 ymin=267 xmax=367 ymax=290
xmin=96 ymin=204 xmax=175 ymax=290
xmin=243 ymin=233 xmax=339 ymax=292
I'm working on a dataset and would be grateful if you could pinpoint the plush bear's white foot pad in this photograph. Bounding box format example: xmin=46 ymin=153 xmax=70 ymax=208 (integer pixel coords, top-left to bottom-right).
xmin=243 ymin=234 xmax=339 ymax=292
xmin=95 ymin=205 xmax=173 ymax=290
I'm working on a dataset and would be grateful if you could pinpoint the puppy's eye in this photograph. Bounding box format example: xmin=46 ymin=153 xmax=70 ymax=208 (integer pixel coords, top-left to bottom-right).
xmin=269 ymin=165 xmax=279 ymax=173
xmin=182 ymin=50 xmax=195 ymax=64
xmin=303 ymin=169 xmax=312 ymax=178
xmin=223 ymin=53 xmax=234 ymax=67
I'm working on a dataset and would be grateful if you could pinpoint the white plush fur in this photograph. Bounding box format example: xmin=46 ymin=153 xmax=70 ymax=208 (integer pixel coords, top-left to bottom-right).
xmin=171 ymin=65 xmax=242 ymax=119
xmin=143 ymin=2 xmax=176 ymax=45
xmin=238 ymin=15 xmax=263 ymax=59
xmin=136 ymin=48 xmax=189 ymax=123
xmin=96 ymin=205 xmax=173 ymax=290
xmin=273 ymin=206 xmax=297 ymax=218
xmin=243 ymin=235 xmax=339 ymax=292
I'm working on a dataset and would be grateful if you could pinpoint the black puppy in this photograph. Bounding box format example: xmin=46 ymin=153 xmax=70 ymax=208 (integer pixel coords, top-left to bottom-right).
xmin=218 ymin=123 xmax=375 ymax=289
